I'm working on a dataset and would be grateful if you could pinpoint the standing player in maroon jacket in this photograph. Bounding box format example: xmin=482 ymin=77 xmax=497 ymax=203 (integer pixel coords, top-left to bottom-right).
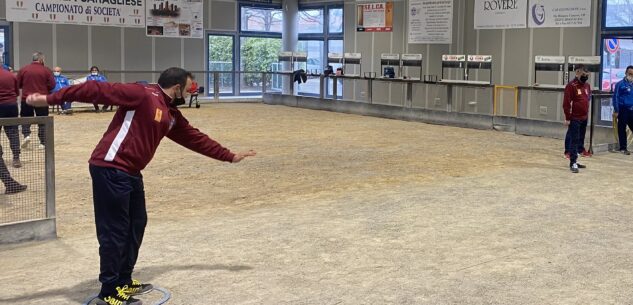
xmin=27 ymin=67 xmax=256 ymax=305
xmin=17 ymin=52 xmax=55 ymax=150
xmin=563 ymin=65 xmax=591 ymax=173
xmin=0 ymin=57 xmax=23 ymax=168
xmin=0 ymin=59 xmax=27 ymax=194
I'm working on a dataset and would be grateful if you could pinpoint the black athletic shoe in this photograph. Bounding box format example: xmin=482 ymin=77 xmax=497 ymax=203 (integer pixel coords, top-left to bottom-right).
xmin=621 ymin=149 xmax=631 ymax=155
xmin=570 ymin=163 xmax=579 ymax=173
xmin=576 ymin=163 xmax=587 ymax=169
xmin=121 ymin=279 xmax=154 ymax=295
xmin=95 ymin=287 xmax=142 ymax=305
xmin=5 ymin=183 xmax=27 ymax=195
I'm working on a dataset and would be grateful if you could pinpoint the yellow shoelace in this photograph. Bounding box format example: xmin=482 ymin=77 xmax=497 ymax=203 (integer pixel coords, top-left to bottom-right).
xmin=115 ymin=286 xmax=130 ymax=300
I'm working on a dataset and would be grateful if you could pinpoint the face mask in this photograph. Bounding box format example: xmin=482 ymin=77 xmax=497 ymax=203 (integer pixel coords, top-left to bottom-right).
xmin=53 ymin=72 xmax=61 ymax=77
xmin=627 ymin=76 xmax=633 ymax=82
xmin=91 ymin=72 xmax=98 ymax=76
xmin=170 ymin=87 xmax=186 ymax=107
xmin=579 ymin=75 xmax=589 ymax=83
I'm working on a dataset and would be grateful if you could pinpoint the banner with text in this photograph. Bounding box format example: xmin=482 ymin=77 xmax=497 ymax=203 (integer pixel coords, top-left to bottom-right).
xmin=6 ymin=0 xmax=144 ymax=27
xmin=528 ymin=0 xmax=591 ymax=28
xmin=357 ymin=2 xmax=393 ymax=32
xmin=146 ymin=0 xmax=203 ymax=38
xmin=408 ymin=0 xmax=453 ymax=44
xmin=474 ymin=0 xmax=528 ymax=29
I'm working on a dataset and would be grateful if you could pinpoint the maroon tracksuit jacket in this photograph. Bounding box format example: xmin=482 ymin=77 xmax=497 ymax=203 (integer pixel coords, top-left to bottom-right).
xmin=47 ymin=81 xmax=235 ymax=174
xmin=563 ymin=78 xmax=591 ymax=121
xmin=17 ymin=62 xmax=55 ymax=101
xmin=0 ymin=69 xmax=19 ymax=105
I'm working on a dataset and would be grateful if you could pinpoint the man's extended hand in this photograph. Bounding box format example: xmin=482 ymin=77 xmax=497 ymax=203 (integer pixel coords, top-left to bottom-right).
xmin=564 ymin=120 xmax=570 ymax=126
xmin=232 ymin=150 xmax=257 ymax=163
xmin=26 ymin=93 xmax=48 ymax=107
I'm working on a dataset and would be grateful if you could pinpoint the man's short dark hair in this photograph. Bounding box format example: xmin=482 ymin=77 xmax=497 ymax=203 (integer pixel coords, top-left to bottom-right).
xmin=158 ymin=67 xmax=193 ymax=89
xmin=90 ymin=66 xmax=100 ymax=72
xmin=575 ymin=64 xmax=588 ymax=73
xmin=626 ymin=65 xmax=633 ymax=73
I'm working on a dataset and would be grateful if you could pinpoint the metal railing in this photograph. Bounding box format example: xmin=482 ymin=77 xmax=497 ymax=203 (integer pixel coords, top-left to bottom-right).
xmin=0 ymin=116 xmax=56 ymax=243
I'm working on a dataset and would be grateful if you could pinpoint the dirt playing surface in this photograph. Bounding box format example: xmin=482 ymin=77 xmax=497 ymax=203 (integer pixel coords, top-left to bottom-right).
xmin=1 ymin=103 xmax=633 ymax=304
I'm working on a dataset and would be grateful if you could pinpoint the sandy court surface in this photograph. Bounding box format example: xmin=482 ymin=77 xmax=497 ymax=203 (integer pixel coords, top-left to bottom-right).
xmin=1 ymin=103 xmax=633 ymax=304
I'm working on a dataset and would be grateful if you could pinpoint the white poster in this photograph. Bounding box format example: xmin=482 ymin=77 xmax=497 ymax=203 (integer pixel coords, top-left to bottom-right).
xmin=146 ymin=0 xmax=204 ymax=38
xmin=408 ymin=0 xmax=453 ymax=44
xmin=356 ymin=2 xmax=393 ymax=32
xmin=528 ymin=0 xmax=591 ymax=28
xmin=6 ymin=0 xmax=144 ymax=27
xmin=474 ymin=0 xmax=528 ymax=29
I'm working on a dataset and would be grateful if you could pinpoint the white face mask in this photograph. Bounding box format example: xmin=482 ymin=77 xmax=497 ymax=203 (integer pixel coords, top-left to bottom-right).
xmin=53 ymin=72 xmax=61 ymax=77
xmin=627 ymin=75 xmax=633 ymax=82
xmin=91 ymin=72 xmax=98 ymax=76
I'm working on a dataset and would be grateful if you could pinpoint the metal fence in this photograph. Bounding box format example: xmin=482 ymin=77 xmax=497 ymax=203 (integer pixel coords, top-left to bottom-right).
xmin=0 ymin=116 xmax=56 ymax=243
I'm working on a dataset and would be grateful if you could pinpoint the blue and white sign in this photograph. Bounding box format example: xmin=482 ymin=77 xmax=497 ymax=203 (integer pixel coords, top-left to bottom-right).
xmin=605 ymin=38 xmax=620 ymax=54
xmin=528 ymin=0 xmax=591 ymax=28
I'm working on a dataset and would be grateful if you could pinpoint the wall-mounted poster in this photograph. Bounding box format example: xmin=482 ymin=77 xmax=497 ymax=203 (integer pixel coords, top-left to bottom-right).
xmin=474 ymin=0 xmax=528 ymax=29
xmin=357 ymin=2 xmax=393 ymax=32
xmin=408 ymin=0 xmax=453 ymax=44
xmin=6 ymin=0 xmax=144 ymax=27
xmin=528 ymin=0 xmax=591 ymax=28
xmin=146 ymin=0 xmax=204 ymax=38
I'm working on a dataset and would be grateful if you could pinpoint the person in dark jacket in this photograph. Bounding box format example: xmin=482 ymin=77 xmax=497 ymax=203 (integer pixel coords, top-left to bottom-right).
xmin=53 ymin=66 xmax=73 ymax=115
xmin=17 ymin=51 xmax=55 ymax=150
xmin=563 ymin=65 xmax=591 ymax=173
xmin=26 ymin=67 xmax=256 ymax=305
xmin=0 ymin=58 xmax=23 ymax=168
xmin=87 ymin=66 xmax=110 ymax=112
xmin=0 ymin=59 xmax=27 ymax=193
xmin=612 ymin=65 xmax=633 ymax=154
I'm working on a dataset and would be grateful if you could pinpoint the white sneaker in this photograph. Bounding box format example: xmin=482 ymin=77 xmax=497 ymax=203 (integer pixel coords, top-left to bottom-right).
xmin=38 ymin=144 xmax=45 ymax=150
xmin=21 ymin=136 xmax=31 ymax=149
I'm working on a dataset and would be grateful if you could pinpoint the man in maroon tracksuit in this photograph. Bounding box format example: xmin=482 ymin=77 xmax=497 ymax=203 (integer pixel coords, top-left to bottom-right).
xmin=0 ymin=58 xmax=23 ymax=168
xmin=563 ymin=65 xmax=591 ymax=173
xmin=27 ymin=67 xmax=256 ymax=305
xmin=0 ymin=61 xmax=27 ymax=194
xmin=17 ymin=52 xmax=55 ymax=149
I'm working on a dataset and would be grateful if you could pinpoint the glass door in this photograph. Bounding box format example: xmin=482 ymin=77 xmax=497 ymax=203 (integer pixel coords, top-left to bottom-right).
xmin=208 ymin=34 xmax=235 ymax=96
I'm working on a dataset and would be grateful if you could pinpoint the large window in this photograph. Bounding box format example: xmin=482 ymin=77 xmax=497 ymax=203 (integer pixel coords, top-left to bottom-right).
xmin=240 ymin=37 xmax=282 ymax=95
xmin=207 ymin=4 xmax=283 ymax=97
xmin=297 ymin=5 xmax=344 ymax=96
xmin=0 ymin=24 xmax=11 ymax=69
xmin=601 ymin=38 xmax=633 ymax=91
xmin=206 ymin=4 xmax=342 ymax=97
xmin=328 ymin=39 xmax=343 ymax=97
xmin=329 ymin=8 xmax=343 ymax=33
xmin=299 ymin=9 xmax=324 ymax=34
xmin=240 ymin=6 xmax=283 ymax=33
xmin=605 ymin=0 xmax=633 ymax=28
xmin=297 ymin=40 xmax=324 ymax=95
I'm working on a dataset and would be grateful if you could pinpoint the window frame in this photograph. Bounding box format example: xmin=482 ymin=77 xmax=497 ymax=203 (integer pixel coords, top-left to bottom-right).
xmin=239 ymin=2 xmax=284 ymax=36
xmin=297 ymin=4 xmax=344 ymax=97
xmin=206 ymin=32 xmax=237 ymax=97
xmin=0 ymin=22 xmax=12 ymax=69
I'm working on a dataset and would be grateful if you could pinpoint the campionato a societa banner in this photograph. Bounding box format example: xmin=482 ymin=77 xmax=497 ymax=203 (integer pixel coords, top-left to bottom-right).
xmin=6 ymin=0 xmax=144 ymax=27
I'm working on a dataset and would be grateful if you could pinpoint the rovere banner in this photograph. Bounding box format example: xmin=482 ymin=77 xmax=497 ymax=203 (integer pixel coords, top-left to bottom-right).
xmin=474 ymin=0 xmax=528 ymax=29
